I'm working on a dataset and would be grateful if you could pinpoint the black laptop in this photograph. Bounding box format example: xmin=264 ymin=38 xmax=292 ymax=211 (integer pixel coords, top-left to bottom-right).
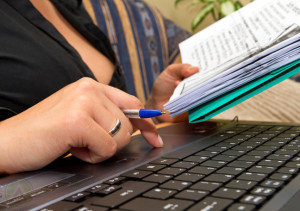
xmin=0 ymin=119 xmax=300 ymax=211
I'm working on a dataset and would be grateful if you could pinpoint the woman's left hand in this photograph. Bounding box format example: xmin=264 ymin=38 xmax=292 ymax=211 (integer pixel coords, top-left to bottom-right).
xmin=146 ymin=64 xmax=199 ymax=123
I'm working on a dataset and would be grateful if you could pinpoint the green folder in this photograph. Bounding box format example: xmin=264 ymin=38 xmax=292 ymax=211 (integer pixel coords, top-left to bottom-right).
xmin=188 ymin=59 xmax=300 ymax=123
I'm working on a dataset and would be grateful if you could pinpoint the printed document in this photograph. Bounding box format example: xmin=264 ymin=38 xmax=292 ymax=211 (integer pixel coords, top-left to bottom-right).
xmin=165 ymin=0 xmax=300 ymax=117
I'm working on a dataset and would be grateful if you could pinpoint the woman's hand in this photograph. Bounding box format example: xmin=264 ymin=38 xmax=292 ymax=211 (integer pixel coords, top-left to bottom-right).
xmin=0 ymin=78 xmax=163 ymax=174
xmin=146 ymin=64 xmax=199 ymax=123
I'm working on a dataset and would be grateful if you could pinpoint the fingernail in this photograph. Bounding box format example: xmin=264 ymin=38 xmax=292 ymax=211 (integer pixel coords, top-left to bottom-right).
xmin=157 ymin=135 xmax=164 ymax=147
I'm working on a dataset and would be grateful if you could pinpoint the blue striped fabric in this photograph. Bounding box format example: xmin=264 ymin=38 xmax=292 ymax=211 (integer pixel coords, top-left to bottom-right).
xmin=83 ymin=0 xmax=190 ymax=103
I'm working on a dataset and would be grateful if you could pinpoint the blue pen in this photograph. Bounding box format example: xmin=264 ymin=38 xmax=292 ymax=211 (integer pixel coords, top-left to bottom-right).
xmin=122 ymin=109 xmax=166 ymax=118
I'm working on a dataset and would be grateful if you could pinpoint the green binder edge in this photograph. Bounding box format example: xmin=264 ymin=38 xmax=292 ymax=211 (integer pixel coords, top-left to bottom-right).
xmin=189 ymin=59 xmax=300 ymax=123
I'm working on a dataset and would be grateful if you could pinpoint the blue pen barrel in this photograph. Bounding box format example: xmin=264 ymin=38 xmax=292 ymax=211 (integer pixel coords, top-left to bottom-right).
xmin=122 ymin=109 xmax=164 ymax=118
xmin=139 ymin=109 xmax=162 ymax=118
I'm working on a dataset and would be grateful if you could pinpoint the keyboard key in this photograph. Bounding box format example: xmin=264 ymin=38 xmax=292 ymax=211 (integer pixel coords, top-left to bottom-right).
xmin=191 ymin=181 xmax=221 ymax=192
xmin=175 ymin=173 xmax=204 ymax=182
xmin=267 ymin=154 xmax=291 ymax=161
xmin=227 ymin=203 xmax=256 ymax=211
xmin=96 ymin=185 xmax=121 ymax=196
xmin=204 ymin=173 xmax=234 ymax=183
xmin=277 ymin=167 xmax=298 ymax=174
xmin=260 ymin=179 xmax=284 ymax=188
xmin=263 ymin=140 xmax=286 ymax=147
xmin=214 ymin=142 xmax=235 ymax=148
xmin=143 ymin=174 xmax=172 ymax=184
xmin=275 ymin=149 xmax=298 ymax=156
xmin=231 ymin=145 xmax=254 ymax=152
xmin=238 ymin=172 xmax=267 ymax=182
xmin=212 ymin=155 xmax=237 ymax=162
xmin=222 ymin=150 xmax=247 ymax=156
xmin=284 ymin=143 xmax=300 ymax=150
xmin=256 ymin=146 xmax=279 ymax=152
xmin=240 ymin=194 xmax=265 ymax=205
xmin=121 ymin=170 xmax=152 ymax=179
xmin=143 ymin=188 xmax=177 ymax=200
xmin=171 ymin=161 xmax=198 ymax=169
xmin=228 ymin=160 xmax=254 ymax=168
xmin=120 ymin=197 xmax=193 ymax=211
xmin=277 ymin=134 xmax=296 ymax=140
xmin=160 ymin=180 xmax=191 ymax=191
xmin=269 ymin=173 xmax=292 ymax=181
xmin=292 ymin=156 xmax=300 ymax=162
xmin=223 ymin=140 xmax=241 ymax=147
xmin=240 ymin=141 xmax=262 ymax=147
xmin=226 ymin=136 xmax=247 ymax=143
xmin=238 ymin=155 xmax=263 ymax=162
xmin=137 ymin=164 xmax=166 ymax=172
xmin=248 ymin=165 xmax=276 ymax=174
xmin=40 ymin=201 xmax=82 ymax=211
xmin=226 ymin=180 xmax=257 ymax=190
xmin=285 ymin=161 xmax=300 ymax=168
xmin=104 ymin=177 xmax=125 ymax=185
xmin=217 ymin=167 xmax=244 ymax=175
xmin=195 ymin=151 xmax=219 ymax=157
xmin=158 ymin=167 xmax=185 ymax=176
xmin=247 ymin=137 xmax=266 ymax=144
xmin=258 ymin=159 xmax=285 ymax=167
xmin=151 ymin=158 xmax=178 ymax=165
xmin=270 ymin=126 xmax=289 ymax=131
xmin=86 ymin=184 xmax=109 ymax=194
xmin=189 ymin=197 xmax=233 ymax=211
xmin=206 ymin=146 xmax=228 ymax=152
xmin=247 ymin=150 xmax=271 ymax=156
xmin=184 ymin=156 xmax=209 ymax=163
xmin=64 ymin=192 xmax=90 ymax=202
xmin=255 ymin=134 xmax=273 ymax=140
xmin=201 ymin=160 xmax=227 ymax=168
xmin=90 ymin=181 xmax=156 ymax=208
xmin=212 ymin=188 xmax=246 ymax=200
xmin=189 ymin=166 xmax=216 ymax=175
xmin=251 ymin=187 xmax=276 ymax=196
xmin=175 ymin=189 xmax=208 ymax=201
xmin=74 ymin=205 xmax=108 ymax=211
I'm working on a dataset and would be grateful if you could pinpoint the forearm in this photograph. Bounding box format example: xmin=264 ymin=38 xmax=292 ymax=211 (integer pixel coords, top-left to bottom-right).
xmin=0 ymin=114 xmax=69 ymax=174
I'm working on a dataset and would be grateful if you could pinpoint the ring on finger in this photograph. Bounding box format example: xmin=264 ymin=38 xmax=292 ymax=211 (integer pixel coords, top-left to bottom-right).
xmin=108 ymin=119 xmax=121 ymax=137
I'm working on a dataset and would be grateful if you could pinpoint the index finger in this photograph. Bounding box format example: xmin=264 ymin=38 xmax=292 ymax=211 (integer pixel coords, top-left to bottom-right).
xmin=130 ymin=118 xmax=163 ymax=148
xmin=102 ymin=85 xmax=163 ymax=147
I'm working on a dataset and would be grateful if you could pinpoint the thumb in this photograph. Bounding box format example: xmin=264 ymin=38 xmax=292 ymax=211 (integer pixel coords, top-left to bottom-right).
xmin=166 ymin=64 xmax=199 ymax=79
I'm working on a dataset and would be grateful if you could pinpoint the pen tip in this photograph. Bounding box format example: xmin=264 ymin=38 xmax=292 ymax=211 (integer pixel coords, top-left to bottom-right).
xmin=161 ymin=111 xmax=167 ymax=115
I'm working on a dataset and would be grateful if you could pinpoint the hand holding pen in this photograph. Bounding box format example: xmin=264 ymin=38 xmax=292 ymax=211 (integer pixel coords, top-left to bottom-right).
xmin=123 ymin=109 xmax=166 ymax=118
xmin=107 ymin=109 xmax=166 ymax=137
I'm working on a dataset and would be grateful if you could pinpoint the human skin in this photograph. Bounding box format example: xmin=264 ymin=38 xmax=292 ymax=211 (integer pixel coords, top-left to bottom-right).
xmin=0 ymin=64 xmax=198 ymax=174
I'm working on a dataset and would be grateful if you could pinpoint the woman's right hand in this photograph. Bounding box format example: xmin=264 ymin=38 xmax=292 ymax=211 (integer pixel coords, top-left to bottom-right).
xmin=0 ymin=77 xmax=163 ymax=174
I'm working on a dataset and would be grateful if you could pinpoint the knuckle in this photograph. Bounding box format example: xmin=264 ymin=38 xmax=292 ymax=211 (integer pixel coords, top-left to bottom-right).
xmin=85 ymin=139 xmax=118 ymax=164
xmin=74 ymin=77 xmax=98 ymax=94
xmin=102 ymin=141 xmax=118 ymax=159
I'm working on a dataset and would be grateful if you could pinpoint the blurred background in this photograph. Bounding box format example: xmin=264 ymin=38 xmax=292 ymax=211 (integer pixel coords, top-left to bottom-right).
xmin=144 ymin=0 xmax=252 ymax=32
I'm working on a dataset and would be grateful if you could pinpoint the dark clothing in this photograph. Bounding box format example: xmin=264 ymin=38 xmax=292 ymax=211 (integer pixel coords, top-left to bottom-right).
xmin=0 ymin=0 xmax=127 ymax=120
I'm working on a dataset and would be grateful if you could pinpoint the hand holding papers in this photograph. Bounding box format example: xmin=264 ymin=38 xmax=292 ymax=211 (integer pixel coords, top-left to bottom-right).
xmin=164 ymin=0 xmax=300 ymax=122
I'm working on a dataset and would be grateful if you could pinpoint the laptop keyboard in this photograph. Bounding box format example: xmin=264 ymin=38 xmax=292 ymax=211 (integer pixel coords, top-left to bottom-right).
xmin=40 ymin=124 xmax=300 ymax=211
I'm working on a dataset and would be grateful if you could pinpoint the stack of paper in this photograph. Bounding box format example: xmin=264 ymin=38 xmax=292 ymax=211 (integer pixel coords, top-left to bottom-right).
xmin=164 ymin=0 xmax=300 ymax=123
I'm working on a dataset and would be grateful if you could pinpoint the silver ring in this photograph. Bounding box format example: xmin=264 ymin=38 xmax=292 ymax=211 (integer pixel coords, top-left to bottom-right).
xmin=108 ymin=119 xmax=121 ymax=137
